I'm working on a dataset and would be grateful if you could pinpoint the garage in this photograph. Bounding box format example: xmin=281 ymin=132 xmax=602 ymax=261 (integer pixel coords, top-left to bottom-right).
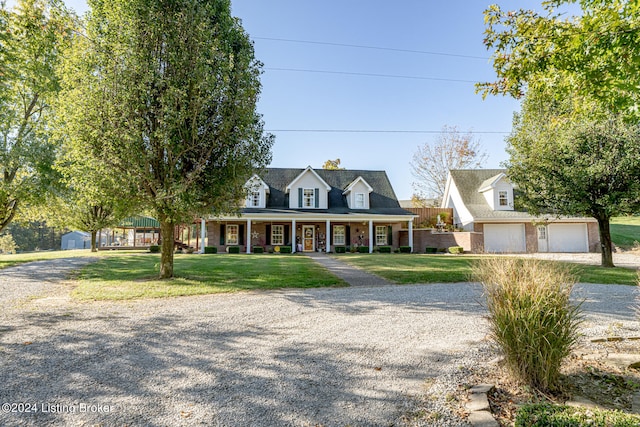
xmin=548 ymin=223 xmax=588 ymax=252
xmin=483 ymin=223 xmax=526 ymax=253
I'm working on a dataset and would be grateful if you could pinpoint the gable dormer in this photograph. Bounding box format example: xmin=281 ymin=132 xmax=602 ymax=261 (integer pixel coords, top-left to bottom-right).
xmin=285 ymin=166 xmax=331 ymax=209
xmin=478 ymin=172 xmax=514 ymax=211
xmin=342 ymin=176 xmax=373 ymax=209
xmin=244 ymin=174 xmax=270 ymax=208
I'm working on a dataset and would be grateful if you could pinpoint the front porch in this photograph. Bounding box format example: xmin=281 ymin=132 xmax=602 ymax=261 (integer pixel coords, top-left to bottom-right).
xmin=207 ymin=217 xmax=414 ymax=254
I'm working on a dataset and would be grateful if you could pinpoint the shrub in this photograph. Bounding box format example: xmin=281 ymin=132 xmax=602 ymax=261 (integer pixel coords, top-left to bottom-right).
xmin=515 ymin=403 xmax=640 ymax=426
xmin=204 ymin=246 xmax=217 ymax=254
xmin=472 ymin=258 xmax=582 ymax=392
xmin=279 ymin=246 xmax=292 ymax=253
xmin=377 ymin=246 xmax=391 ymax=253
xmin=186 ymin=247 xmax=195 ymax=254
xmin=0 ymin=233 xmax=17 ymax=254
xmin=448 ymin=246 xmax=464 ymax=254
xmin=357 ymin=246 xmax=369 ymax=253
xmin=252 ymin=246 xmax=264 ymax=254
xmin=425 ymin=246 xmax=438 ymax=254
xmin=228 ymin=246 xmax=240 ymax=254
xmin=334 ymin=246 xmax=346 ymax=253
xmin=399 ymin=246 xmax=411 ymax=253
xmin=149 ymin=245 xmax=160 ymax=253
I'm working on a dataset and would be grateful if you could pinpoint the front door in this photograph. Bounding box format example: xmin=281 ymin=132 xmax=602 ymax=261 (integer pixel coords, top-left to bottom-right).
xmin=303 ymin=225 xmax=315 ymax=252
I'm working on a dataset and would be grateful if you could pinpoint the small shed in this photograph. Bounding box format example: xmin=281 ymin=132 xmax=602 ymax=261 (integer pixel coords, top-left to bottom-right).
xmin=61 ymin=231 xmax=91 ymax=250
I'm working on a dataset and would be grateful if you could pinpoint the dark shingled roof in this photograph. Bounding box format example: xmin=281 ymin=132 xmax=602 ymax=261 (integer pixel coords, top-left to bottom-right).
xmin=242 ymin=168 xmax=414 ymax=216
xmin=448 ymin=169 xmax=536 ymax=220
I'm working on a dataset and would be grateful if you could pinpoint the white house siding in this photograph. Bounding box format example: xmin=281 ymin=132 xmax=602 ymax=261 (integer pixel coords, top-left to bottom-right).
xmin=288 ymin=172 xmax=329 ymax=209
xmin=483 ymin=223 xmax=526 ymax=253
xmin=346 ymin=180 xmax=371 ymax=209
xmin=444 ymin=179 xmax=474 ymax=230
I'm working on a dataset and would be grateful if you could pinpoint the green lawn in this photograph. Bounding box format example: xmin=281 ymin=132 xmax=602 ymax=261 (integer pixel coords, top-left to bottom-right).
xmin=611 ymin=216 xmax=640 ymax=249
xmin=334 ymin=254 xmax=639 ymax=286
xmin=0 ymin=249 xmax=99 ymax=270
xmin=72 ymin=253 xmax=346 ymax=300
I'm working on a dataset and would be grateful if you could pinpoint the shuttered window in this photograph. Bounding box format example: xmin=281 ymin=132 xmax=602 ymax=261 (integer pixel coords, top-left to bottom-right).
xmin=333 ymin=225 xmax=345 ymax=245
xmin=303 ymin=188 xmax=314 ymax=208
xmin=226 ymin=224 xmax=239 ymax=245
xmin=272 ymin=225 xmax=284 ymax=245
xmin=375 ymin=226 xmax=388 ymax=246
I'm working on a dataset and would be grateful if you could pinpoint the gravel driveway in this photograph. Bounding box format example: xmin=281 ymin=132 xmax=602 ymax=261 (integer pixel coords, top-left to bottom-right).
xmin=0 ymin=257 xmax=638 ymax=426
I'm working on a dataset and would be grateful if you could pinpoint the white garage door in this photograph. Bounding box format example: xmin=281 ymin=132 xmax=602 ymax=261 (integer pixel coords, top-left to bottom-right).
xmin=483 ymin=224 xmax=526 ymax=253
xmin=548 ymin=223 xmax=588 ymax=253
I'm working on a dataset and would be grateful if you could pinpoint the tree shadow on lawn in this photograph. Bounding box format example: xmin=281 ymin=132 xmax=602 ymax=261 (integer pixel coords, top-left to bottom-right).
xmin=0 ymin=307 xmax=462 ymax=427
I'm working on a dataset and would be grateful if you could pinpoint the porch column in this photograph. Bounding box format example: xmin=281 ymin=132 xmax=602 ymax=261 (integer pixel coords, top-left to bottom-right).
xmin=409 ymin=219 xmax=414 ymax=253
xmin=200 ymin=218 xmax=206 ymax=253
xmin=325 ymin=219 xmax=331 ymax=253
xmin=368 ymin=220 xmax=374 ymax=253
xmin=246 ymin=219 xmax=252 ymax=254
xmin=291 ymin=219 xmax=296 ymax=253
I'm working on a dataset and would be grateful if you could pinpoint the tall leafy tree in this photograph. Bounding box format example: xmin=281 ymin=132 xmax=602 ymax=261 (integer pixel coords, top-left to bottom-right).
xmin=0 ymin=0 xmax=74 ymax=233
xmin=478 ymin=1 xmax=640 ymax=267
xmin=477 ymin=0 xmax=640 ymax=117
xmin=506 ymin=84 xmax=640 ymax=267
xmin=322 ymin=158 xmax=344 ymax=170
xmin=46 ymin=154 xmax=135 ymax=252
xmin=410 ymin=125 xmax=487 ymax=205
xmin=59 ymin=0 xmax=273 ymax=277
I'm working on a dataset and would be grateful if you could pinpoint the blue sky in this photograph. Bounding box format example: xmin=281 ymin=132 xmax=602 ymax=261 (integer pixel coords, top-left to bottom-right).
xmin=10 ymin=0 xmax=568 ymax=199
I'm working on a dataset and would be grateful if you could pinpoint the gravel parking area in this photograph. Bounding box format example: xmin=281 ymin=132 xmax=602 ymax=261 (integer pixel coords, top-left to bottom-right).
xmin=0 ymin=257 xmax=638 ymax=426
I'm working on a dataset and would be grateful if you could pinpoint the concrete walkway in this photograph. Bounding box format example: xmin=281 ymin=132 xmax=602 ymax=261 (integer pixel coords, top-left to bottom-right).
xmin=304 ymin=252 xmax=394 ymax=287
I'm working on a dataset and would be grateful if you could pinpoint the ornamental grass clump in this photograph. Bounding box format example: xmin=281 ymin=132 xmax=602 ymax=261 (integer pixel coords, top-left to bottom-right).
xmin=473 ymin=257 xmax=582 ymax=392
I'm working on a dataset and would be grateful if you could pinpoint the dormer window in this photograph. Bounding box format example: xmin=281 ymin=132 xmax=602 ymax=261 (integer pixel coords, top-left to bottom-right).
xmin=499 ymin=191 xmax=508 ymax=207
xmin=244 ymin=174 xmax=269 ymax=209
xmin=355 ymin=193 xmax=365 ymax=208
xmin=250 ymin=191 xmax=261 ymax=207
xmin=302 ymin=189 xmax=315 ymax=208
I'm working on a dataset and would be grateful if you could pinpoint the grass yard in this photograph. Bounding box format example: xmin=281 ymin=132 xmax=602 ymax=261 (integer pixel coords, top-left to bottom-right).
xmin=72 ymin=253 xmax=346 ymax=300
xmin=0 ymin=249 xmax=99 ymax=270
xmin=611 ymin=216 xmax=640 ymax=249
xmin=334 ymin=253 xmax=639 ymax=286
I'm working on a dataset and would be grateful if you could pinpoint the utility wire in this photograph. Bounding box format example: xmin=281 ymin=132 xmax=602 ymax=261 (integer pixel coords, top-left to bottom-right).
xmin=264 ymin=67 xmax=478 ymax=83
xmin=254 ymin=36 xmax=490 ymax=60
xmin=265 ymin=129 xmax=509 ymax=134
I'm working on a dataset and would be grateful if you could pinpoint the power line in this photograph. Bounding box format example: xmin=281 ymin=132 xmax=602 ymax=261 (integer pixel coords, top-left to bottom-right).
xmin=254 ymin=36 xmax=490 ymax=60
xmin=265 ymin=129 xmax=509 ymax=134
xmin=264 ymin=67 xmax=478 ymax=83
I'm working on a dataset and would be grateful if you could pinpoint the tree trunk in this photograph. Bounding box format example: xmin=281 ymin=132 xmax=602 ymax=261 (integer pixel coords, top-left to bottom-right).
xmin=159 ymin=218 xmax=175 ymax=278
xmin=91 ymin=230 xmax=98 ymax=252
xmin=596 ymin=215 xmax=614 ymax=268
xmin=0 ymin=199 xmax=18 ymax=234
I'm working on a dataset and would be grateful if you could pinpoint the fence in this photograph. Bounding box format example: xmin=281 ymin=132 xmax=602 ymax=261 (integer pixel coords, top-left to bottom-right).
xmin=406 ymin=207 xmax=453 ymax=228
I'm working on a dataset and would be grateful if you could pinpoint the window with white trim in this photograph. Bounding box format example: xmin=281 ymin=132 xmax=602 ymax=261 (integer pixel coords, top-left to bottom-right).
xmin=333 ymin=225 xmax=345 ymax=245
xmin=375 ymin=226 xmax=388 ymax=246
xmin=272 ymin=225 xmax=284 ymax=246
xmin=355 ymin=193 xmax=365 ymax=208
xmin=303 ymin=188 xmax=314 ymax=208
xmin=537 ymin=226 xmax=547 ymax=240
xmin=499 ymin=191 xmax=509 ymax=206
xmin=226 ymin=224 xmax=239 ymax=245
xmin=249 ymin=191 xmax=260 ymax=207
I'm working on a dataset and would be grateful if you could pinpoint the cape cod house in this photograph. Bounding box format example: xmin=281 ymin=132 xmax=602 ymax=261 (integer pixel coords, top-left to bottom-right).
xmin=442 ymin=169 xmax=600 ymax=253
xmin=206 ymin=166 xmax=416 ymax=253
